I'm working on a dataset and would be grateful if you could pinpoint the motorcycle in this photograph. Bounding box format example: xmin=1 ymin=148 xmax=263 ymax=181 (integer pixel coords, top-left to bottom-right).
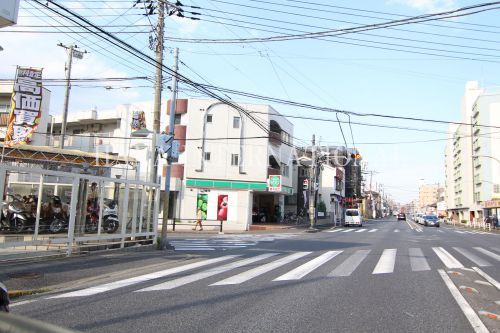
xmin=85 ymin=198 xmax=119 ymax=234
xmin=2 ymin=194 xmax=44 ymax=233
xmin=45 ymin=196 xmax=69 ymax=234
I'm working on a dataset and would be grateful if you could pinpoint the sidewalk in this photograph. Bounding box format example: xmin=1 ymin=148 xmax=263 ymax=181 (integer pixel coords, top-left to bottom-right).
xmin=443 ymin=221 xmax=500 ymax=234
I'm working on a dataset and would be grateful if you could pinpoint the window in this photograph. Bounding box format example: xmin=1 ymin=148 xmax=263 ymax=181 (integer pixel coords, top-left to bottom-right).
xmin=174 ymin=114 xmax=182 ymax=125
xmin=494 ymin=184 xmax=500 ymax=193
xmin=231 ymin=154 xmax=239 ymax=166
xmin=233 ymin=116 xmax=240 ymax=128
xmin=281 ymin=163 xmax=289 ymax=177
xmin=0 ymin=104 xmax=10 ymax=113
xmin=204 ymin=152 xmax=211 ymax=161
xmin=206 ymin=115 xmax=213 ymax=123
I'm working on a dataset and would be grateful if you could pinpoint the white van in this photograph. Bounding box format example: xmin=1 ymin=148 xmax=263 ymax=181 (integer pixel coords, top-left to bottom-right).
xmin=344 ymin=209 xmax=362 ymax=227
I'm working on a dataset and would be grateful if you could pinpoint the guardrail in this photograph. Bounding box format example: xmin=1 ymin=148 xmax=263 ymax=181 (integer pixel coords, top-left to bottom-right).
xmin=168 ymin=219 xmax=224 ymax=233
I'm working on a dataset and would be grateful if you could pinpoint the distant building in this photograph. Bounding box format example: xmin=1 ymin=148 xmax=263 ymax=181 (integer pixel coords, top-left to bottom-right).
xmin=418 ymin=182 xmax=439 ymax=213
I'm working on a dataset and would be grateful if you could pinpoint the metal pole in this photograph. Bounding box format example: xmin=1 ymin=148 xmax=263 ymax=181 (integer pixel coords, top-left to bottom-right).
xmin=309 ymin=134 xmax=316 ymax=229
xmin=160 ymin=47 xmax=178 ymax=250
xmin=471 ymin=116 xmax=476 ymax=224
xmin=60 ymin=45 xmax=73 ymax=149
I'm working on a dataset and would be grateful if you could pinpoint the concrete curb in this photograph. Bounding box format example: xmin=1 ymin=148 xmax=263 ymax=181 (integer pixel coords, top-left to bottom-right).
xmin=8 ymin=288 xmax=50 ymax=299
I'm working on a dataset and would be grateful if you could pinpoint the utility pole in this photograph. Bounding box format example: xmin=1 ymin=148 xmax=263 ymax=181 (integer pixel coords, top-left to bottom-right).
xmin=470 ymin=116 xmax=476 ymax=223
xmin=160 ymin=47 xmax=178 ymax=250
xmin=57 ymin=43 xmax=86 ymax=149
xmin=309 ymin=134 xmax=316 ymax=229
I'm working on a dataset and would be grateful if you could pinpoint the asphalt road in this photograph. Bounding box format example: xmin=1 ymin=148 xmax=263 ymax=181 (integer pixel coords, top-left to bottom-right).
xmin=8 ymin=217 xmax=500 ymax=333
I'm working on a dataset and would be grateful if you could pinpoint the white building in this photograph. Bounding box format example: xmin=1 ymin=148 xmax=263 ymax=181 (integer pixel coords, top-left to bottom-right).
xmin=175 ymin=98 xmax=295 ymax=231
xmin=444 ymin=81 xmax=500 ymax=223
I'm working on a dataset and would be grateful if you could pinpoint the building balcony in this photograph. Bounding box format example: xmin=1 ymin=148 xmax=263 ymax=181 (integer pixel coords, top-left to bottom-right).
xmin=269 ymin=131 xmax=282 ymax=146
xmin=267 ymin=167 xmax=281 ymax=177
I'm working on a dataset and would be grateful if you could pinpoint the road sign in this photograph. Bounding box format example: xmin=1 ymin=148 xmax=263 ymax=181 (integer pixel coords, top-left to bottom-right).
xmin=268 ymin=175 xmax=282 ymax=192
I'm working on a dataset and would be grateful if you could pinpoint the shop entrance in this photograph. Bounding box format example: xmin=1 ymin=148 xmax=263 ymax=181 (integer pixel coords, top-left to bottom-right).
xmin=252 ymin=193 xmax=280 ymax=223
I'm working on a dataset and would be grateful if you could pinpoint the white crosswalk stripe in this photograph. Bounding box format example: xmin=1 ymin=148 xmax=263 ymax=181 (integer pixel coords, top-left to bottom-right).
xmin=341 ymin=229 xmax=355 ymax=233
xmin=211 ymin=252 xmax=311 ymax=286
xmin=171 ymin=234 xmax=298 ymax=251
xmin=474 ymin=247 xmax=500 ymax=261
xmin=452 ymin=247 xmax=491 ymax=267
xmin=432 ymin=247 xmax=463 ymax=268
xmin=326 ymin=229 xmax=342 ymax=233
xmin=394 ymin=229 xmax=400 ymax=233
xmin=409 ymin=248 xmax=430 ymax=271
xmin=373 ymin=249 xmax=397 ymax=274
xmin=48 ymin=255 xmax=238 ymax=299
xmin=355 ymin=229 xmax=367 ymax=233
xmin=138 ymin=253 xmax=277 ymax=291
xmin=368 ymin=229 xmax=378 ymax=233
xmin=274 ymin=251 xmax=343 ymax=281
xmin=328 ymin=250 xmax=371 ymax=277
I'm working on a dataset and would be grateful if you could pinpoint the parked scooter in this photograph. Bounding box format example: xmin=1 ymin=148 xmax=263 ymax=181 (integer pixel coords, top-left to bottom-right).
xmin=45 ymin=196 xmax=69 ymax=234
xmin=85 ymin=198 xmax=119 ymax=233
xmin=1 ymin=194 xmax=41 ymax=233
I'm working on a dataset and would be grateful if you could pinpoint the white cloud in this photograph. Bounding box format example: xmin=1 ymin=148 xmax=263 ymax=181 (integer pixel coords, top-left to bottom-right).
xmin=389 ymin=0 xmax=457 ymax=12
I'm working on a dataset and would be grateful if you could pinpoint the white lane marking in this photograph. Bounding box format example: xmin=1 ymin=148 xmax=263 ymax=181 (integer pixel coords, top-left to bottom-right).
xmin=355 ymin=229 xmax=367 ymax=233
xmin=432 ymin=247 xmax=464 ymax=269
xmin=373 ymin=249 xmax=397 ymax=274
xmin=138 ymin=253 xmax=277 ymax=291
xmin=368 ymin=229 xmax=378 ymax=233
xmin=9 ymin=299 xmax=38 ymax=307
xmin=474 ymin=247 xmax=500 ymax=261
xmin=452 ymin=247 xmax=491 ymax=267
xmin=438 ymin=230 xmax=444 ymax=233
xmin=415 ymin=228 xmax=423 ymax=233
xmin=405 ymin=219 xmax=414 ymax=230
xmin=211 ymin=252 xmax=311 ymax=286
xmin=48 ymin=255 xmax=238 ymax=298
xmin=326 ymin=229 xmax=342 ymax=233
xmin=341 ymin=229 xmax=354 ymax=233
xmin=409 ymin=248 xmax=430 ymax=271
xmin=474 ymin=280 xmax=493 ymax=287
xmin=472 ymin=267 xmax=500 ymax=291
xmin=394 ymin=229 xmax=400 ymax=233
xmin=328 ymin=250 xmax=371 ymax=277
xmin=438 ymin=269 xmax=489 ymax=333
xmin=174 ymin=248 xmax=216 ymax=251
xmin=274 ymin=251 xmax=343 ymax=281
xmin=455 ymin=231 xmax=466 ymax=234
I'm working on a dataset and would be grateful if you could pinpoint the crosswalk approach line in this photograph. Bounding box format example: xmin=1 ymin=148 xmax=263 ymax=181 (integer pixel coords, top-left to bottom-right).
xmin=432 ymin=247 xmax=464 ymax=269
xmin=137 ymin=253 xmax=278 ymax=291
xmin=409 ymin=248 xmax=430 ymax=271
xmin=47 ymin=255 xmax=239 ymax=299
xmin=355 ymin=229 xmax=367 ymax=233
xmin=274 ymin=251 xmax=343 ymax=281
xmin=473 ymin=247 xmax=500 ymax=261
xmin=368 ymin=229 xmax=378 ymax=233
xmin=328 ymin=250 xmax=371 ymax=277
xmin=342 ymin=229 xmax=354 ymax=233
xmin=452 ymin=247 xmax=491 ymax=267
xmin=373 ymin=249 xmax=397 ymax=274
xmin=210 ymin=252 xmax=311 ymax=286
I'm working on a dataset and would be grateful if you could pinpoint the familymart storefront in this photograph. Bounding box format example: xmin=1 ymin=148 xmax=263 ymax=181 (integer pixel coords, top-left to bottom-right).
xmin=484 ymin=199 xmax=500 ymax=219
xmin=177 ymin=177 xmax=294 ymax=231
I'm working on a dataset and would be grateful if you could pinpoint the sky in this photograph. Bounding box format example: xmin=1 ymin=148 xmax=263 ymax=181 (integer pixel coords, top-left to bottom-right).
xmin=1 ymin=0 xmax=499 ymax=203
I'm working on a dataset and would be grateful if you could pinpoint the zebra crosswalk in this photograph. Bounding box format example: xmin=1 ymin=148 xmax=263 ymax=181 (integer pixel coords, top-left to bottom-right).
xmin=48 ymin=246 xmax=500 ymax=298
xmin=170 ymin=233 xmax=298 ymax=251
xmin=325 ymin=227 xmax=497 ymax=235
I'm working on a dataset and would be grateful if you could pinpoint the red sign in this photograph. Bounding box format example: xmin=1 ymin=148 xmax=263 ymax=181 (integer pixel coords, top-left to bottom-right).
xmin=485 ymin=199 xmax=500 ymax=208
xmin=217 ymin=194 xmax=228 ymax=221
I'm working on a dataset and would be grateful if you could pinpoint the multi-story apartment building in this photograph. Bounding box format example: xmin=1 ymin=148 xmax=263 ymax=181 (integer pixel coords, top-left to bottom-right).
xmin=445 ymin=81 xmax=500 ymax=223
xmin=418 ymin=182 xmax=439 ymax=212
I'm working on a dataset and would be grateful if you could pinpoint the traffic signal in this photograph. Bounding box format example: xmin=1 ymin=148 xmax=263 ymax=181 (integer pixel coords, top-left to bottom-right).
xmin=350 ymin=153 xmax=362 ymax=159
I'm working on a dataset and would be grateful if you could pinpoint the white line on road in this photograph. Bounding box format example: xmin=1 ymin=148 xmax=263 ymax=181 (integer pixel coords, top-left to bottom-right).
xmin=474 ymin=247 xmax=500 ymax=261
xmin=472 ymin=267 xmax=500 ymax=290
xmin=326 ymin=229 xmax=342 ymax=233
xmin=438 ymin=269 xmax=489 ymax=333
xmin=452 ymin=247 xmax=491 ymax=267
xmin=48 ymin=255 xmax=239 ymax=298
xmin=9 ymin=299 xmax=38 ymax=307
xmin=373 ymin=249 xmax=397 ymax=274
xmin=405 ymin=219 xmax=414 ymax=230
xmin=341 ymin=229 xmax=355 ymax=233
xmin=409 ymin=248 xmax=430 ymax=271
xmin=211 ymin=252 xmax=311 ymax=286
xmin=455 ymin=231 xmax=466 ymax=234
xmin=274 ymin=251 xmax=343 ymax=281
xmin=174 ymin=247 xmax=216 ymax=251
xmin=355 ymin=229 xmax=367 ymax=233
xmin=394 ymin=229 xmax=400 ymax=233
xmin=328 ymin=250 xmax=371 ymax=277
xmin=432 ymin=247 xmax=464 ymax=269
xmin=138 ymin=253 xmax=277 ymax=291
xmin=368 ymin=229 xmax=378 ymax=233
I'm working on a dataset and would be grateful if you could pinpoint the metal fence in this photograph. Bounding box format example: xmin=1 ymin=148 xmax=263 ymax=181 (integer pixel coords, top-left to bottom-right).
xmin=0 ymin=165 xmax=159 ymax=259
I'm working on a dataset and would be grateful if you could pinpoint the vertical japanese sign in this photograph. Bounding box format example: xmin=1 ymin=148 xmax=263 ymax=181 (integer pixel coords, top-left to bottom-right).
xmin=131 ymin=110 xmax=146 ymax=130
xmin=4 ymin=67 xmax=43 ymax=146
xmin=196 ymin=193 xmax=208 ymax=220
xmin=217 ymin=194 xmax=228 ymax=221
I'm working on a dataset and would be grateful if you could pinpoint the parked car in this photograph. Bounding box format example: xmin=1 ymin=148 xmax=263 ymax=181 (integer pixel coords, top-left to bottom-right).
xmin=344 ymin=209 xmax=362 ymax=227
xmin=397 ymin=213 xmax=406 ymax=221
xmin=422 ymin=215 xmax=440 ymax=227
xmin=415 ymin=213 xmax=423 ymax=224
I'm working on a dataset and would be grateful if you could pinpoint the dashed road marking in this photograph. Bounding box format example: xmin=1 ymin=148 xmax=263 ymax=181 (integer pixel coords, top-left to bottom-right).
xmin=433 ymin=247 xmax=464 ymax=269
xmin=453 ymin=247 xmax=492 ymax=267
xmin=373 ymin=249 xmax=397 ymax=274
xmin=328 ymin=250 xmax=371 ymax=277
xmin=274 ymin=251 xmax=343 ymax=281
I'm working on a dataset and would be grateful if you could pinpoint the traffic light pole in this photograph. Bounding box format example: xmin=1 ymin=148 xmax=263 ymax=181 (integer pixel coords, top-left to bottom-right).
xmin=309 ymin=134 xmax=316 ymax=229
